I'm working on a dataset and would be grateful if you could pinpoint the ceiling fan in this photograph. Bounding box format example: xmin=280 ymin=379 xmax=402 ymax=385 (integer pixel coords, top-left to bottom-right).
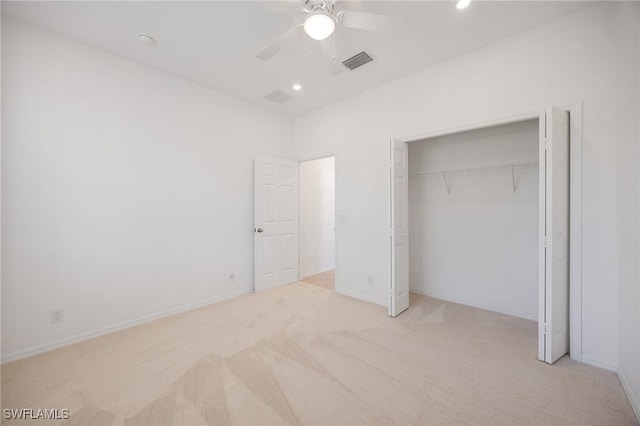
xmin=256 ymin=0 xmax=404 ymax=75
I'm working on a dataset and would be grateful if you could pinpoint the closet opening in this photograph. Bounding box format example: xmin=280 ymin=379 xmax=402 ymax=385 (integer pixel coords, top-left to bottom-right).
xmin=390 ymin=105 xmax=582 ymax=364
xmin=408 ymin=119 xmax=539 ymax=322
xmin=299 ymin=155 xmax=336 ymax=291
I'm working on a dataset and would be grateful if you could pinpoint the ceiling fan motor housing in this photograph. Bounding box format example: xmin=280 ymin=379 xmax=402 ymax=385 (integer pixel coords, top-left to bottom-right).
xmin=303 ymin=0 xmax=336 ymax=15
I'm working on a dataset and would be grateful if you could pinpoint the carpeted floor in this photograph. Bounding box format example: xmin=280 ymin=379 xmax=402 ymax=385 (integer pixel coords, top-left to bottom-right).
xmin=1 ymin=283 xmax=637 ymax=425
xmin=301 ymin=270 xmax=335 ymax=291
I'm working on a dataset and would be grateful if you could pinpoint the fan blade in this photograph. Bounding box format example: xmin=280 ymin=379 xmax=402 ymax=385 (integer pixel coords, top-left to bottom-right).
xmin=337 ymin=10 xmax=404 ymax=33
xmin=320 ymin=36 xmax=344 ymax=75
xmin=257 ymin=25 xmax=302 ymax=60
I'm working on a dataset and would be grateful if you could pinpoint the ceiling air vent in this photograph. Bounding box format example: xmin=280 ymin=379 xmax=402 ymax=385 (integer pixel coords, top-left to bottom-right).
xmin=264 ymin=90 xmax=292 ymax=104
xmin=342 ymin=51 xmax=374 ymax=71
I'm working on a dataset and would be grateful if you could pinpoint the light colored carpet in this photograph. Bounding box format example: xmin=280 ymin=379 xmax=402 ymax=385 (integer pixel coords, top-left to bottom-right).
xmin=301 ymin=270 xmax=335 ymax=291
xmin=1 ymin=283 xmax=637 ymax=425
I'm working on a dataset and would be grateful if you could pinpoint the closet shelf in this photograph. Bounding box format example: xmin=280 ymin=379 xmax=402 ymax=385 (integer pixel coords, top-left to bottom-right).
xmin=410 ymin=161 xmax=538 ymax=194
xmin=409 ymin=161 xmax=538 ymax=178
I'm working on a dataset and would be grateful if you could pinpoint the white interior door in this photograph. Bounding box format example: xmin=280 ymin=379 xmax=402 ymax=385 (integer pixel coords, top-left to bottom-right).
xmin=538 ymin=106 xmax=570 ymax=364
xmin=255 ymin=156 xmax=299 ymax=292
xmin=390 ymin=139 xmax=410 ymax=317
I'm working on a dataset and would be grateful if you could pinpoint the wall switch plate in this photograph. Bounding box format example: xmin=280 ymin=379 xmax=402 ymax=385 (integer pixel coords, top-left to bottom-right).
xmin=51 ymin=309 xmax=64 ymax=324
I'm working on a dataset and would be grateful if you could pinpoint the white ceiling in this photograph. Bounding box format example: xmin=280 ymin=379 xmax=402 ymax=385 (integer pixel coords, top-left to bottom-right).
xmin=2 ymin=1 xmax=596 ymax=117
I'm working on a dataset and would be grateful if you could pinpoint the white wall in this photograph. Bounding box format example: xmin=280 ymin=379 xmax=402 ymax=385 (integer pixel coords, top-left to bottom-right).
xmin=617 ymin=3 xmax=640 ymax=419
xmin=1 ymin=18 xmax=292 ymax=361
xmin=408 ymin=120 xmax=538 ymax=320
xmin=292 ymin=3 xmax=639 ymax=372
xmin=299 ymin=156 xmax=335 ymax=278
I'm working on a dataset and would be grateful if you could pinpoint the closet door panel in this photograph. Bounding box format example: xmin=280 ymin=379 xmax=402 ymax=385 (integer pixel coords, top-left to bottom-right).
xmin=539 ymin=106 xmax=569 ymax=364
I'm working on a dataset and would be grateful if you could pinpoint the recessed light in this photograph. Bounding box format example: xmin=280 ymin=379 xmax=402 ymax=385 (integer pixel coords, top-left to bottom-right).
xmin=456 ymin=0 xmax=471 ymax=9
xmin=293 ymin=84 xmax=302 ymax=91
xmin=137 ymin=33 xmax=155 ymax=47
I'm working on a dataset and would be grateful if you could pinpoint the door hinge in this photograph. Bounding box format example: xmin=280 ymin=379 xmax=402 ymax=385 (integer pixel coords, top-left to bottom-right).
xmin=542 ymin=236 xmax=549 ymax=247
xmin=541 ymin=323 xmax=548 ymax=335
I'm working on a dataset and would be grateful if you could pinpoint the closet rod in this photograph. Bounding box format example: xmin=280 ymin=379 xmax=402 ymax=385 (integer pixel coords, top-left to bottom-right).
xmin=409 ymin=161 xmax=538 ymax=178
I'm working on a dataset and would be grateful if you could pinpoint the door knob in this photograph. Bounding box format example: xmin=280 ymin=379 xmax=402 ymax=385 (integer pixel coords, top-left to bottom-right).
xmin=256 ymin=228 xmax=264 ymax=233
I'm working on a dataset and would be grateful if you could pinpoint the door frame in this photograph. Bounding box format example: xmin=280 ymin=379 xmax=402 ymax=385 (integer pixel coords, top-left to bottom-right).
xmin=297 ymin=151 xmax=339 ymax=291
xmin=391 ymin=102 xmax=583 ymax=362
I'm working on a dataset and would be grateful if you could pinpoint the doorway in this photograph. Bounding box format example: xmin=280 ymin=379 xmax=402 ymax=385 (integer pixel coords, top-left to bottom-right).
xmin=390 ymin=105 xmax=583 ymax=364
xmin=408 ymin=119 xmax=539 ymax=321
xmin=299 ymin=155 xmax=336 ymax=291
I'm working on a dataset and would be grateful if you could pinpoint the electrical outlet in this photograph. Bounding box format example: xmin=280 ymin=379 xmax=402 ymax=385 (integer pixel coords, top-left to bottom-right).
xmin=368 ymin=275 xmax=374 ymax=286
xmin=51 ymin=309 xmax=64 ymax=324
xmin=229 ymin=272 xmax=236 ymax=282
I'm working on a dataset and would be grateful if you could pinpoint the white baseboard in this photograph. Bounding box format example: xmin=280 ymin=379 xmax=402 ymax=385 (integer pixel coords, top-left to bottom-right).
xmin=336 ymin=287 xmax=386 ymax=307
xmin=409 ymin=288 xmax=537 ymax=322
xmin=300 ymin=266 xmax=335 ymax=279
xmin=580 ymin=355 xmax=618 ymax=372
xmin=618 ymin=370 xmax=640 ymax=422
xmin=1 ymin=288 xmax=253 ymax=364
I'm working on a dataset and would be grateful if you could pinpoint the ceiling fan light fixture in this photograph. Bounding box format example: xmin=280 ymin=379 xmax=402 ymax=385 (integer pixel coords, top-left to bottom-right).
xmin=304 ymin=12 xmax=335 ymax=41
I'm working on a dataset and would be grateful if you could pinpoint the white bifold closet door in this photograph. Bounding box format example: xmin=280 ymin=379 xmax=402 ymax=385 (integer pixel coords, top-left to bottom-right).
xmin=390 ymin=139 xmax=410 ymax=317
xmin=254 ymin=156 xmax=299 ymax=292
xmin=538 ymin=106 xmax=570 ymax=364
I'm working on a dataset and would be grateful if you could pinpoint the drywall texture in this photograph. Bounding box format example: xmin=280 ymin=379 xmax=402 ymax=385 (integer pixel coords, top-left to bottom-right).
xmin=299 ymin=157 xmax=335 ymax=278
xmin=293 ymin=3 xmax=639 ymax=371
xmin=1 ymin=18 xmax=292 ymax=359
xmin=408 ymin=120 xmax=538 ymax=320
